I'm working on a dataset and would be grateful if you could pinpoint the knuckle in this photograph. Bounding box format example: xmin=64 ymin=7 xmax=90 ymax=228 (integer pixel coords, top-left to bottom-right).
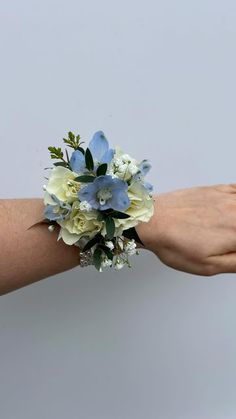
xmin=201 ymin=263 xmax=217 ymax=277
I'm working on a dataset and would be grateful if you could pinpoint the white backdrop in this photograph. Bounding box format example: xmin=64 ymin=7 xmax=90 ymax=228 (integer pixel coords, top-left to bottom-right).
xmin=1 ymin=1 xmax=236 ymax=418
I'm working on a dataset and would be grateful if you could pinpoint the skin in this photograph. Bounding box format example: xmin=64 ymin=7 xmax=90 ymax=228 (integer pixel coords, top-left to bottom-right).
xmin=136 ymin=183 xmax=236 ymax=276
xmin=1 ymin=182 xmax=236 ymax=295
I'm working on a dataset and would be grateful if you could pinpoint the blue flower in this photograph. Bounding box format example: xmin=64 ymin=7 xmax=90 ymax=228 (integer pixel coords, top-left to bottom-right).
xmin=78 ymin=175 xmax=130 ymax=211
xmin=133 ymin=159 xmax=153 ymax=192
xmin=138 ymin=159 xmax=152 ymax=176
xmin=70 ymin=130 xmax=115 ymax=174
xmin=44 ymin=194 xmax=71 ymax=221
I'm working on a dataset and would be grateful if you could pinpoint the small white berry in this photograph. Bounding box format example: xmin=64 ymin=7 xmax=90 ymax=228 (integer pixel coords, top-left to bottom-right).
xmin=105 ymin=241 xmax=114 ymax=250
xmin=48 ymin=225 xmax=55 ymax=232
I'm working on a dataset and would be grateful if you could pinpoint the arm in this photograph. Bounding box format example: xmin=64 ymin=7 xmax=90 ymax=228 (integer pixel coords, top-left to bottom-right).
xmin=1 ymin=183 xmax=236 ymax=295
xmin=0 ymin=198 xmax=81 ymax=295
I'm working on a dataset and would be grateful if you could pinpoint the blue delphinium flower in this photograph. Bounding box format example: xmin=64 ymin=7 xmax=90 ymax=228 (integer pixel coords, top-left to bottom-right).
xmin=133 ymin=159 xmax=154 ymax=193
xmin=70 ymin=131 xmax=115 ymax=174
xmin=78 ymin=175 xmax=130 ymax=211
xmin=44 ymin=194 xmax=71 ymax=221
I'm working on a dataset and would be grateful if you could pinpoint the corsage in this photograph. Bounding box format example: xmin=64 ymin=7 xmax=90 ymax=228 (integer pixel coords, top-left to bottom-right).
xmin=38 ymin=131 xmax=154 ymax=271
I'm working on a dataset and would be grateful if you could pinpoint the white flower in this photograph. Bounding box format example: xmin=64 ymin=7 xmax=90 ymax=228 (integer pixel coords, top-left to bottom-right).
xmin=57 ymin=201 xmax=102 ymax=245
xmin=44 ymin=166 xmax=81 ymax=205
xmin=114 ymin=257 xmax=125 ymax=270
xmin=109 ymin=147 xmax=139 ymax=181
xmin=129 ymin=163 xmax=139 ymax=175
xmin=79 ymin=200 xmax=92 ymax=212
xmin=105 ymin=240 xmax=114 ymax=250
xmin=124 ymin=239 xmax=137 ymax=255
xmin=101 ymin=256 xmax=113 ymax=268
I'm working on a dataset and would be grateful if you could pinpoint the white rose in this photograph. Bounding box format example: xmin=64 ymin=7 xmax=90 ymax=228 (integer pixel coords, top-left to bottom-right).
xmin=113 ymin=181 xmax=154 ymax=236
xmin=44 ymin=166 xmax=81 ymax=205
xmin=57 ymin=201 xmax=103 ymax=245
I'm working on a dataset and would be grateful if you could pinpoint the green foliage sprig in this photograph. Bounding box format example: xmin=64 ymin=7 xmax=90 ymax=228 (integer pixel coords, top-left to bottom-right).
xmin=48 ymin=131 xmax=85 ymax=169
xmin=63 ymin=131 xmax=85 ymax=151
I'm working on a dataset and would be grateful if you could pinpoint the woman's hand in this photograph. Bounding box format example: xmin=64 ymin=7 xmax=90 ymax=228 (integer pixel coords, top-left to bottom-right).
xmin=136 ymin=184 xmax=236 ymax=276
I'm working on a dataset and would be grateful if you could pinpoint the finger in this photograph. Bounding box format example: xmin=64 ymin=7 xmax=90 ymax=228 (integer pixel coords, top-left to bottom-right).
xmin=208 ymin=252 xmax=236 ymax=274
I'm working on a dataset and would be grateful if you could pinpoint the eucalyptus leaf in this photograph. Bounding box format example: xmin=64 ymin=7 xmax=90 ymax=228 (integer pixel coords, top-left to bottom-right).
xmin=85 ymin=147 xmax=94 ymax=171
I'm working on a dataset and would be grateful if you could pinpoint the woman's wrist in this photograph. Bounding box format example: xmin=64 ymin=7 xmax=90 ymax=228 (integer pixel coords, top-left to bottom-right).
xmin=135 ymin=194 xmax=163 ymax=254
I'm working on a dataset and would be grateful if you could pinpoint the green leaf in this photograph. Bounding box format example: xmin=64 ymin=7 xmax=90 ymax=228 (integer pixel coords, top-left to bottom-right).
xmin=85 ymin=148 xmax=94 ymax=171
xmin=74 ymin=175 xmax=95 ymax=183
xmin=100 ymin=245 xmax=114 ymax=261
xmin=82 ymin=234 xmax=102 ymax=252
xmin=96 ymin=163 xmax=107 ymax=177
xmin=93 ymin=247 xmax=103 ymax=271
xmin=110 ymin=211 xmax=130 ymax=219
xmin=77 ymin=146 xmax=85 ymax=154
xmin=106 ymin=217 xmax=115 ymax=240
xmin=123 ymin=227 xmax=144 ymax=246
xmin=97 ymin=212 xmax=106 ymax=221
xmin=53 ymin=162 xmax=68 ymax=167
xmin=48 ymin=146 xmax=64 ymax=160
xmin=68 ymin=131 xmax=75 ymax=141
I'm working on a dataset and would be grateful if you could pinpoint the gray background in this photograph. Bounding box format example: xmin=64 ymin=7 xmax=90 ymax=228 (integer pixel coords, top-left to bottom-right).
xmin=1 ymin=0 xmax=236 ymax=418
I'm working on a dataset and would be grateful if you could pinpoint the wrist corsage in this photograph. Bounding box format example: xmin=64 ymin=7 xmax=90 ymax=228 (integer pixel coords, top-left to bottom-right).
xmin=37 ymin=130 xmax=154 ymax=271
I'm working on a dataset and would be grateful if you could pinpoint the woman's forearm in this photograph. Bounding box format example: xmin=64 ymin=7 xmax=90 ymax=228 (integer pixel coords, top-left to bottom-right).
xmin=0 ymin=199 xmax=81 ymax=295
xmin=0 ymin=198 xmax=154 ymax=296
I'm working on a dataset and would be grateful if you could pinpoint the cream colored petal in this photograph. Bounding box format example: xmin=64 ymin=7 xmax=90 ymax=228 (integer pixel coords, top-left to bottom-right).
xmin=43 ymin=190 xmax=55 ymax=205
xmin=60 ymin=227 xmax=81 ymax=245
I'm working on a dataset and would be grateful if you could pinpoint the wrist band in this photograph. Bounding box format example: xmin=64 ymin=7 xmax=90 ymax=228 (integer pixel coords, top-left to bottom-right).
xmin=35 ymin=130 xmax=154 ymax=271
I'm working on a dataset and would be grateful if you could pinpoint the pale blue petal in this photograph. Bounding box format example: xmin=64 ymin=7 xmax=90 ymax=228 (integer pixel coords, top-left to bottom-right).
xmin=139 ymin=160 xmax=152 ymax=176
xmin=94 ymin=175 xmax=114 ymax=189
xmin=143 ymin=181 xmax=154 ymax=192
xmin=44 ymin=205 xmax=63 ymax=221
xmin=100 ymin=148 xmax=115 ymax=164
xmin=109 ymin=177 xmax=128 ymax=190
xmin=109 ymin=189 xmax=130 ymax=211
xmin=70 ymin=150 xmax=86 ymax=173
xmin=89 ymin=131 xmax=109 ymax=161
xmin=78 ymin=183 xmax=97 ymax=202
